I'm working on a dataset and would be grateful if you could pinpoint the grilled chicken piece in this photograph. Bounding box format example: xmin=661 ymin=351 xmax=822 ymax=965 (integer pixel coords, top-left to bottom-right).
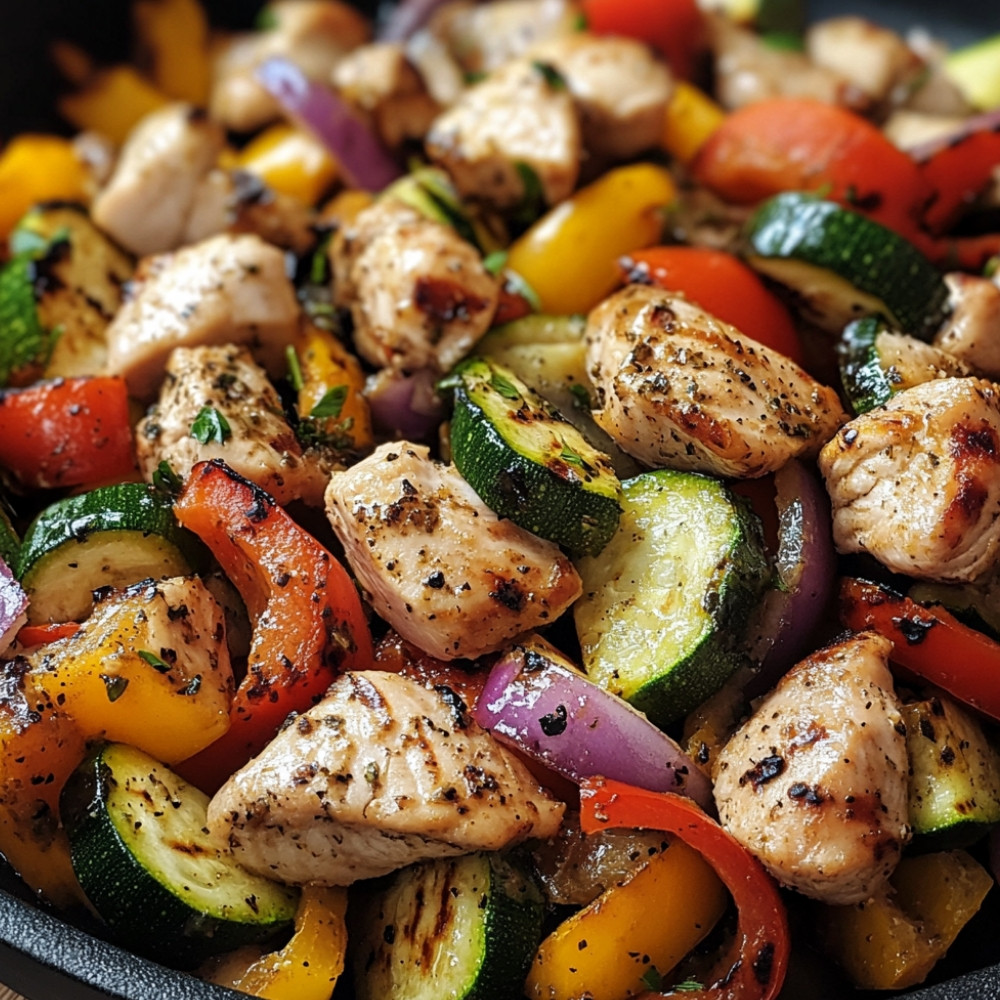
xmin=713 ymin=631 xmax=910 ymax=904
xmin=586 ymin=285 xmax=846 ymax=477
xmin=426 ymin=57 xmax=581 ymax=210
xmin=136 ymin=345 xmax=327 ymax=507
xmin=209 ymin=0 xmax=370 ymax=133
xmin=933 ymin=274 xmax=1000 ymax=380
xmin=333 ymin=42 xmax=443 ymax=151
xmin=104 ymin=233 xmax=300 ymax=400
xmin=207 ymin=670 xmax=565 ymax=885
xmin=92 ymin=104 xmax=225 ymax=256
xmin=430 ymin=0 xmax=581 ymax=77
xmin=820 ymin=377 xmax=1000 ymax=583
xmin=325 ymin=442 xmax=582 ymax=660
xmin=330 ymin=199 xmax=499 ymax=372
xmin=528 ymin=34 xmax=672 ymax=162
xmin=710 ymin=15 xmax=865 ymax=112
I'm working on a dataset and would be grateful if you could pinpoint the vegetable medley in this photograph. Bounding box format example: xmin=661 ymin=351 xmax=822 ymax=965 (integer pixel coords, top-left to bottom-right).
xmin=2 ymin=0 xmax=1000 ymax=997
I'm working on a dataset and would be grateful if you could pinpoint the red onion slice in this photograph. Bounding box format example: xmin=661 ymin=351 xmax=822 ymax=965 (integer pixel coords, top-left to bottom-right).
xmin=0 ymin=558 xmax=28 ymax=657
xmin=254 ymin=57 xmax=402 ymax=192
xmin=378 ymin=0 xmax=452 ymax=42
xmin=366 ymin=367 xmax=445 ymax=441
xmin=473 ymin=638 xmax=714 ymax=813
xmin=745 ymin=460 xmax=837 ymax=698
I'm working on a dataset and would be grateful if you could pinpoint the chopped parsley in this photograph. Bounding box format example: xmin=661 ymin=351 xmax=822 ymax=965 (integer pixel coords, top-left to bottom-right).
xmin=310 ymin=384 xmax=348 ymax=420
xmin=489 ymin=371 xmax=522 ymax=400
xmin=483 ymin=250 xmax=509 ymax=276
xmin=138 ymin=649 xmax=171 ymax=673
xmin=190 ymin=406 xmax=232 ymax=445
xmin=151 ymin=460 xmax=183 ymax=497
xmin=532 ymin=60 xmax=568 ymax=90
xmin=101 ymin=674 xmax=129 ymax=702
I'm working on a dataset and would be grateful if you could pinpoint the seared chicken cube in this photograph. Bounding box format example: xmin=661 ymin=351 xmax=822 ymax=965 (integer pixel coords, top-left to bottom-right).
xmin=325 ymin=442 xmax=582 ymax=660
xmin=330 ymin=199 xmax=499 ymax=371
xmin=104 ymin=232 xmax=300 ymax=400
xmin=933 ymin=274 xmax=1000 ymax=380
xmin=586 ymin=285 xmax=846 ymax=477
xmin=820 ymin=377 xmax=1000 ymax=583
xmin=137 ymin=345 xmax=327 ymax=507
xmin=426 ymin=57 xmax=581 ymax=210
xmin=207 ymin=670 xmax=565 ymax=885
xmin=714 ymin=631 xmax=910 ymax=904
xmin=92 ymin=104 xmax=225 ymax=256
xmin=528 ymin=34 xmax=673 ymax=161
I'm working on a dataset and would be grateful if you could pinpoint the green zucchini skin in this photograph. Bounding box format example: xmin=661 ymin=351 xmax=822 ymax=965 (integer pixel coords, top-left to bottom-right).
xmin=17 ymin=482 xmax=206 ymax=624
xmin=574 ymin=469 xmax=769 ymax=728
xmin=447 ymin=357 xmax=622 ymax=557
xmin=903 ymin=695 xmax=1000 ymax=850
xmin=744 ymin=192 xmax=949 ymax=339
xmin=0 ymin=254 xmax=51 ymax=386
xmin=353 ymin=852 xmax=544 ymax=1000
xmin=60 ymin=742 xmax=298 ymax=969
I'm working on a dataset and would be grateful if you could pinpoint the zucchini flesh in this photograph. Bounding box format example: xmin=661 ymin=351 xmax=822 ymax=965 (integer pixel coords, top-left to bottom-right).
xmin=353 ymin=852 xmax=544 ymax=1000
xmin=903 ymin=695 xmax=1000 ymax=848
xmin=744 ymin=192 xmax=949 ymax=338
xmin=60 ymin=742 xmax=298 ymax=968
xmin=448 ymin=356 xmax=622 ymax=556
xmin=18 ymin=482 xmax=206 ymax=624
xmin=574 ymin=469 xmax=769 ymax=727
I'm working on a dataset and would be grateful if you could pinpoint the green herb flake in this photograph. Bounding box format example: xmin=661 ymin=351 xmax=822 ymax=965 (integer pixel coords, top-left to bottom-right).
xmin=190 ymin=406 xmax=232 ymax=445
xmin=674 ymin=979 xmax=705 ymax=993
xmin=559 ymin=441 xmax=585 ymax=467
xmin=640 ymin=967 xmax=664 ymax=991
xmin=515 ymin=161 xmax=544 ymax=211
xmin=101 ymin=674 xmax=130 ymax=703
xmin=151 ymin=460 xmax=183 ymax=496
xmin=364 ymin=761 xmax=380 ymax=785
xmin=489 ymin=371 xmax=522 ymax=400
xmin=254 ymin=5 xmax=279 ymax=30
xmin=309 ymin=232 xmax=333 ymax=286
xmin=569 ymin=383 xmax=592 ymax=410
xmin=573 ymin=11 xmax=588 ymax=30
xmin=9 ymin=224 xmax=70 ymax=258
xmin=532 ymin=60 xmax=568 ymax=90
xmin=310 ymin=384 xmax=348 ymax=420
xmin=138 ymin=649 xmax=171 ymax=673
xmin=286 ymin=345 xmax=305 ymax=392
xmin=464 ymin=70 xmax=487 ymax=85
xmin=502 ymin=269 xmax=541 ymax=312
xmin=483 ymin=250 xmax=509 ymax=276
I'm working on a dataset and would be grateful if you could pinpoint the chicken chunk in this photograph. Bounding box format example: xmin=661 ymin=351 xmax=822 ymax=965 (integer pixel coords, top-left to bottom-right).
xmin=210 ymin=0 xmax=370 ymax=133
xmin=430 ymin=0 xmax=581 ymax=77
xmin=713 ymin=631 xmax=910 ymax=904
xmin=136 ymin=345 xmax=327 ymax=507
xmin=325 ymin=442 xmax=582 ymax=660
xmin=104 ymin=233 xmax=300 ymax=400
xmin=330 ymin=199 xmax=499 ymax=372
xmin=820 ymin=377 xmax=1000 ymax=583
xmin=426 ymin=57 xmax=581 ymax=209
xmin=528 ymin=34 xmax=673 ymax=162
xmin=207 ymin=670 xmax=565 ymax=885
xmin=333 ymin=42 xmax=443 ymax=151
xmin=586 ymin=285 xmax=846 ymax=477
xmin=933 ymin=274 xmax=1000 ymax=380
xmin=91 ymin=104 xmax=225 ymax=256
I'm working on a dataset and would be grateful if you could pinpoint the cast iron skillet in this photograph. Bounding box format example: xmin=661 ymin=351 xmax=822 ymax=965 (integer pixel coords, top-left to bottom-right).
xmin=1 ymin=1 xmax=1000 ymax=998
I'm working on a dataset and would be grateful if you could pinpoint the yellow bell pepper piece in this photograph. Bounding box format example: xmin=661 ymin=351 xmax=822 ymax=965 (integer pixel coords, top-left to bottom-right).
xmin=524 ymin=836 xmax=727 ymax=999
xmin=25 ymin=579 xmax=233 ymax=765
xmin=0 ymin=696 xmax=88 ymax=909
xmin=291 ymin=324 xmax=373 ymax=457
xmin=133 ymin=0 xmax=211 ymax=105
xmin=819 ymin=850 xmax=993 ymax=991
xmin=506 ymin=163 xmax=677 ymax=316
xmin=662 ymin=81 xmax=727 ymax=165
xmin=214 ymin=887 xmax=349 ymax=1000
xmin=0 ymin=135 xmax=90 ymax=238
xmin=59 ymin=65 xmax=170 ymax=146
xmin=319 ymin=189 xmax=375 ymax=228
xmin=236 ymin=125 xmax=339 ymax=207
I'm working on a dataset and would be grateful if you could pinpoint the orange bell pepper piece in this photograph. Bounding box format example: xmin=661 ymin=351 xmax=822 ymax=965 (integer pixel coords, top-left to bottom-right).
xmin=59 ymin=65 xmax=170 ymax=145
xmin=174 ymin=460 xmax=373 ymax=792
xmin=133 ymin=0 xmax=211 ymax=105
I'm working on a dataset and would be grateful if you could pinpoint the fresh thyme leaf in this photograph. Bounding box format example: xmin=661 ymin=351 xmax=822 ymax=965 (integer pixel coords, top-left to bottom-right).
xmin=138 ymin=649 xmax=171 ymax=673
xmin=489 ymin=372 xmax=522 ymax=400
xmin=101 ymin=674 xmax=130 ymax=702
xmin=190 ymin=406 xmax=232 ymax=445
xmin=310 ymin=384 xmax=348 ymax=419
xmin=151 ymin=460 xmax=183 ymax=496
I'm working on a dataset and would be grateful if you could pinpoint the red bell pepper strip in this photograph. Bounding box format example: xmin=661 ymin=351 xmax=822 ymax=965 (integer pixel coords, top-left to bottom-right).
xmin=16 ymin=622 xmax=81 ymax=647
xmin=580 ymin=776 xmax=789 ymax=1000
xmin=620 ymin=246 xmax=805 ymax=364
xmin=0 ymin=376 xmax=134 ymax=490
xmin=839 ymin=577 xmax=1000 ymax=722
xmin=581 ymin=0 xmax=706 ymax=80
xmin=174 ymin=460 xmax=373 ymax=792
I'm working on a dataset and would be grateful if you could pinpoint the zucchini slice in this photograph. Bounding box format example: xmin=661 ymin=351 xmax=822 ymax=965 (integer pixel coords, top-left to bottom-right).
xmin=838 ymin=316 xmax=971 ymax=415
xmin=353 ymin=852 xmax=544 ymax=1000
xmin=744 ymin=192 xmax=949 ymax=338
xmin=17 ymin=482 xmax=206 ymax=624
xmin=61 ymin=742 xmax=298 ymax=968
xmin=903 ymin=694 xmax=1000 ymax=848
xmin=574 ymin=469 xmax=769 ymax=728
xmin=446 ymin=356 xmax=622 ymax=556
xmin=476 ymin=314 xmax=643 ymax=479
xmin=5 ymin=203 xmax=132 ymax=382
